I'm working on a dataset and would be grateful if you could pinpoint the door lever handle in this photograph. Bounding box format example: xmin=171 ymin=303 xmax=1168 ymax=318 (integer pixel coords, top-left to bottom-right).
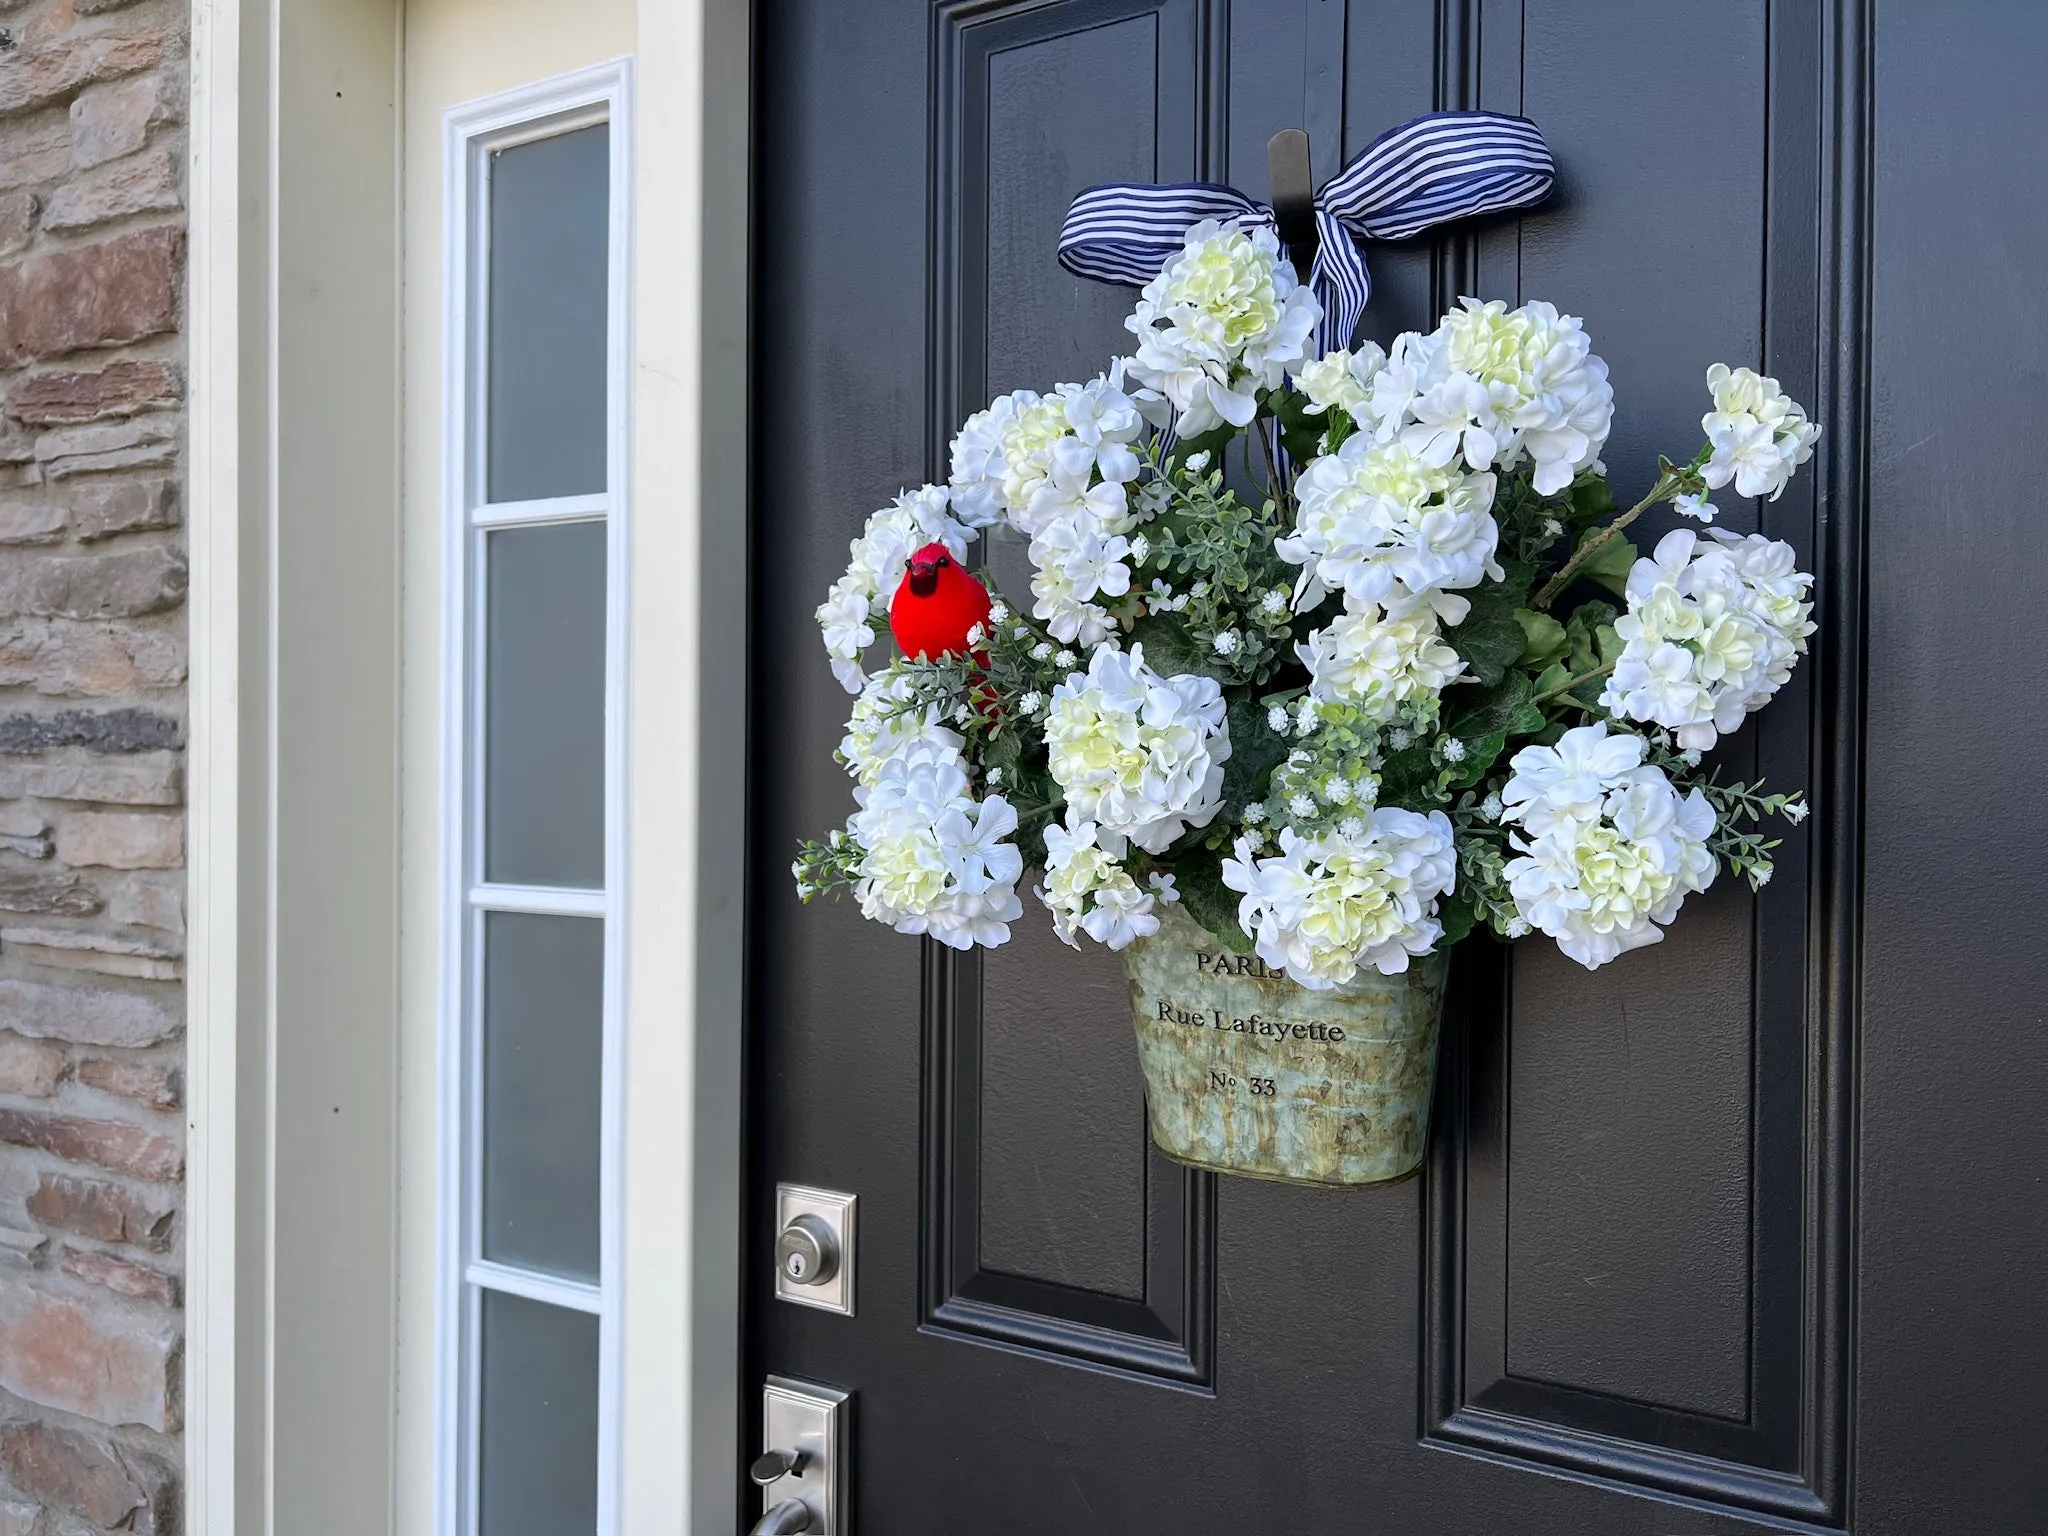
xmin=751 ymin=1448 xmax=808 ymax=1486
xmin=750 ymin=1498 xmax=813 ymax=1535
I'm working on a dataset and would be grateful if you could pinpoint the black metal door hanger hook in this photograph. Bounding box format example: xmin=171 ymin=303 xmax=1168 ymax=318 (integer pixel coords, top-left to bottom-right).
xmin=1268 ymin=128 xmax=1318 ymax=272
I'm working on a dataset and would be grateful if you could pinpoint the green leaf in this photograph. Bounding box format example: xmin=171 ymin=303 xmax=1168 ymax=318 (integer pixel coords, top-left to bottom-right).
xmin=1563 ymin=600 xmax=1620 ymax=675
xmin=1449 ymin=559 xmax=1537 ymax=687
xmin=1435 ymin=889 xmax=1479 ymax=947
xmin=1376 ymin=744 xmax=1441 ymax=804
xmin=1169 ymin=848 xmax=1254 ymax=952
xmin=1513 ymin=608 xmax=1568 ymax=669
xmin=1446 ymin=729 xmax=1506 ymax=789
xmin=1165 ymin=424 xmax=1234 ymax=475
xmin=1532 ymin=661 xmax=1573 ymax=699
xmin=1446 ymin=671 xmax=1545 ymax=742
xmin=1125 ymin=615 xmax=1229 ymax=683
xmin=1222 ymin=692 xmax=1289 ymax=810
xmin=1575 ymin=528 xmax=1640 ymax=598
xmin=1268 ymin=387 xmax=1331 ymax=464
xmin=1567 ymin=473 xmax=1617 ymax=526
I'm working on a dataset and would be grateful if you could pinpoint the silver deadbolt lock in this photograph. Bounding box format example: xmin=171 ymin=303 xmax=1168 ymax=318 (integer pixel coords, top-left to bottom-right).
xmin=774 ymin=1185 xmax=856 ymax=1314
xmin=776 ymin=1214 xmax=839 ymax=1287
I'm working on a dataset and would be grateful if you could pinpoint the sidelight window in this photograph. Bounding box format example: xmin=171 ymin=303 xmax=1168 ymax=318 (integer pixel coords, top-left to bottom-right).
xmin=439 ymin=64 xmax=630 ymax=1536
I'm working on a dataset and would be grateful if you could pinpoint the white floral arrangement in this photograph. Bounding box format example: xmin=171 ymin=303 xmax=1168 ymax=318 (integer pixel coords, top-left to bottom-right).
xmin=795 ymin=217 xmax=1818 ymax=986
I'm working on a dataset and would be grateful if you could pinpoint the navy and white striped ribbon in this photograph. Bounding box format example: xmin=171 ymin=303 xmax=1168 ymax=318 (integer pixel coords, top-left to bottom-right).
xmin=1059 ymin=111 xmax=1554 ymax=353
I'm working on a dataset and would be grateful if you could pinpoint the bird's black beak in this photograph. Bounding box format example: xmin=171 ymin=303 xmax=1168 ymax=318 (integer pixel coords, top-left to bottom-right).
xmin=906 ymin=559 xmax=938 ymax=598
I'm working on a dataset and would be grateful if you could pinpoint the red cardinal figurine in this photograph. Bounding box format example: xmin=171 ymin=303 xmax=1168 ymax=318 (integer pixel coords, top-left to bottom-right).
xmin=889 ymin=542 xmax=992 ymax=662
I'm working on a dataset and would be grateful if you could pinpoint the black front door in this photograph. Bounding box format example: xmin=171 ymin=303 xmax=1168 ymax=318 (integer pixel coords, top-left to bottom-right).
xmin=749 ymin=3 xmax=2048 ymax=1532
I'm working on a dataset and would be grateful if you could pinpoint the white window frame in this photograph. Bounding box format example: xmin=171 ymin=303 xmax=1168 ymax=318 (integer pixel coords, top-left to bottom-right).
xmin=438 ymin=59 xmax=635 ymax=1536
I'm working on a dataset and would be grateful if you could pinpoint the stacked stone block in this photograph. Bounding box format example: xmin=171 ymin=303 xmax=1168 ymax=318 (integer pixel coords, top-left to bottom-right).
xmin=0 ymin=0 xmax=186 ymax=1529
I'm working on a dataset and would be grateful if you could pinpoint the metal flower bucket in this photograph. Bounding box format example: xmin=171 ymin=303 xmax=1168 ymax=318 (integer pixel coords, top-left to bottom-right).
xmin=1122 ymin=902 xmax=1449 ymax=1187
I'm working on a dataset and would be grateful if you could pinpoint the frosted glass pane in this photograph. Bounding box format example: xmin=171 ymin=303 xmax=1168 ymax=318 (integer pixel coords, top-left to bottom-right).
xmin=478 ymin=1291 xmax=599 ymax=1536
xmin=481 ymin=912 xmax=603 ymax=1279
xmin=484 ymin=521 xmax=606 ymax=889
xmin=486 ymin=122 xmax=609 ymax=501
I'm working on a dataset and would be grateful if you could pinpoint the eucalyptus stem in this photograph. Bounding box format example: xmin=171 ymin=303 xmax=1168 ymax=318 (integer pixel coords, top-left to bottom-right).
xmin=1532 ymin=657 xmax=1617 ymax=705
xmin=1531 ymin=469 xmax=1683 ymax=609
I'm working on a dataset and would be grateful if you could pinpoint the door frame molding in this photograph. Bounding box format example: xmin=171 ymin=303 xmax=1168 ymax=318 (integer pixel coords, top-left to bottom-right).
xmin=185 ymin=2 xmax=752 ymax=1531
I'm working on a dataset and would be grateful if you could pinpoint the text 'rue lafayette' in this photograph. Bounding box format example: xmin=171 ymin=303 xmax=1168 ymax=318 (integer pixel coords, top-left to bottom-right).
xmin=1154 ymin=999 xmax=1349 ymax=1044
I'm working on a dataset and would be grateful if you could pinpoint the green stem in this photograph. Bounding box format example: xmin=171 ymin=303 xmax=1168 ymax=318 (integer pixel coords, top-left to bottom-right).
xmin=1530 ymin=469 xmax=1683 ymax=610
xmin=1532 ymin=657 xmax=1617 ymax=706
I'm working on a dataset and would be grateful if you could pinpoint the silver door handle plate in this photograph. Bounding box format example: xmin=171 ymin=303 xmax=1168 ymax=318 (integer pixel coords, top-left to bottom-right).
xmin=758 ymin=1376 xmax=851 ymax=1535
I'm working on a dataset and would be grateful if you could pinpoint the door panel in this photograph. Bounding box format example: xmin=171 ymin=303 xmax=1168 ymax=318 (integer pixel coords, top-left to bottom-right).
xmin=750 ymin=2 xmax=2042 ymax=1532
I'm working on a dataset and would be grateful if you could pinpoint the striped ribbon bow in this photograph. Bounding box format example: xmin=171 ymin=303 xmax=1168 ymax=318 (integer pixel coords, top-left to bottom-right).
xmin=1057 ymin=111 xmax=1554 ymax=353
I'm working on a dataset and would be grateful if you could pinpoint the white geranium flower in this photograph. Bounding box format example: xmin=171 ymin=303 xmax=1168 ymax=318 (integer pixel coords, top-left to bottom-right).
xmin=838 ymin=664 xmax=964 ymax=787
xmin=1499 ymin=724 xmax=1717 ymax=969
xmin=1219 ymin=810 xmax=1457 ymax=988
xmin=1673 ymin=491 xmax=1718 ymax=523
xmin=816 ymin=486 xmax=977 ymax=693
xmin=1359 ymin=298 xmax=1613 ymax=496
xmin=1698 ymin=364 xmax=1819 ymax=501
xmin=1294 ymin=342 xmax=1389 ymax=417
xmin=1600 ymin=528 xmax=1816 ymax=750
xmin=1037 ymin=817 xmax=1161 ymax=951
xmin=1279 ymin=435 xmax=1501 ymax=613
xmin=850 ymin=743 xmax=1024 ymax=950
xmin=1299 ymin=595 xmax=1466 ymax=720
xmin=1045 ymin=643 xmax=1232 ymax=853
xmin=1123 ymin=219 xmax=1322 ymax=436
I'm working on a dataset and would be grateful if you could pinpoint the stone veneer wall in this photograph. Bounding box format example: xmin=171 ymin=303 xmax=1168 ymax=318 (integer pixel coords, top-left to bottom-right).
xmin=0 ymin=0 xmax=188 ymax=1530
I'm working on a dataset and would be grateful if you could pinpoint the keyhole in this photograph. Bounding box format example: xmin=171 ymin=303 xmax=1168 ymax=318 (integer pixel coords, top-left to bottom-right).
xmin=786 ymin=1252 xmax=808 ymax=1280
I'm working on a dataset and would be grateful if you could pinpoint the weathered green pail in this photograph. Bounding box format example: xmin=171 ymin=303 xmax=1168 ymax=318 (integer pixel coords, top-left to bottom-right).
xmin=1123 ymin=903 xmax=1449 ymax=1187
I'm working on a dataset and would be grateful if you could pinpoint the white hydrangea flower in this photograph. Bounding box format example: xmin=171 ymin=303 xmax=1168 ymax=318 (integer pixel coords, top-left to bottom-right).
xmin=1354 ymin=298 xmax=1613 ymax=496
xmin=816 ymin=486 xmax=977 ymax=693
xmin=1045 ymin=642 xmax=1232 ymax=854
xmin=849 ymin=743 xmax=1025 ymax=950
xmin=948 ymin=374 xmax=1145 ymax=533
xmin=1123 ymin=219 xmax=1322 ymax=436
xmin=1294 ymin=342 xmax=1389 ymax=417
xmin=1027 ymin=516 xmax=1131 ymax=647
xmin=1037 ymin=817 xmax=1161 ymax=951
xmin=1600 ymin=528 xmax=1816 ymax=751
xmin=1499 ymin=723 xmax=1717 ymax=968
xmin=838 ymin=664 xmax=964 ymax=787
xmin=1219 ymin=810 xmax=1457 ymax=988
xmin=1279 ymin=435 xmax=1502 ymax=615
xmin=1299 ymin=595 xmax=1467 ymax=720
xmin=1698 ymin=365 xmax=1819 ymax=503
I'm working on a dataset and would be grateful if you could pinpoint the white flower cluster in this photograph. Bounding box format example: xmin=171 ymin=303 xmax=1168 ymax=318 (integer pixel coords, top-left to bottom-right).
xmin=1294 ymin=342 xmax=1387 ymax=418
xmin=1278 ymin=435 xmax=1503 ymax=619
xmin=1699 ymin=365 xmax=1819 ymax=502
xmin=1499 ymin=724 xmax=1716 ymax=969
xmin=1299 ymin=595 xmax=1467 ymax=721
xmin=849 ymin=743 xmax=1025 ymax=951
xmin=815 ymin=486 xmax=977 ymax=693
xmin=1045 ymin=644 xmax=1232 ymax=854
xmin=949 ymin=375 xmax=1148 ymax=646
xmin=838 ymin=663 xmax=965 ymax=787
xmin=1601 ymin=528 xmax=1816 ymax=752
xmin=1123 ymin=219 xmax=1321 ymax=436
xmin=1038 ymin=817 xmax=1177 ymax=951
xmin=1355 ymin=298 xmax=1614 ymax=497
xmin=1220 ymin=810 xmax=1457 ymax=988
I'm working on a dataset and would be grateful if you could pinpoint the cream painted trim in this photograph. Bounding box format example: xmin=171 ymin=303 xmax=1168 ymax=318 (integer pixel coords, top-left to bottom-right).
xmin=190 ymin=3 xmax=750 ymax=1533
xmin=624 ymin=1 xmax=748 ymax=1532
xmin=186 ymin=0 xmax=260 ymax=1531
